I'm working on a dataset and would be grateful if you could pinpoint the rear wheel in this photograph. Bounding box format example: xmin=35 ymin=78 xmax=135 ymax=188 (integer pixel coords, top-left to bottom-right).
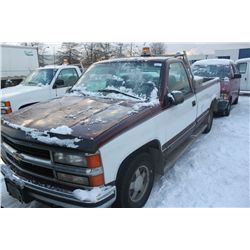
xmin=115 ymin=152 xmax=155 ymax=208
xmin=233 ymin=90 xmax=240 ymax=105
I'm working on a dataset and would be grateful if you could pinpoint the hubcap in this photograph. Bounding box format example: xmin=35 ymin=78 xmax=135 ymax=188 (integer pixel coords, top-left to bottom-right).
xmin=129 ymin=165 xmax=150 ymax=203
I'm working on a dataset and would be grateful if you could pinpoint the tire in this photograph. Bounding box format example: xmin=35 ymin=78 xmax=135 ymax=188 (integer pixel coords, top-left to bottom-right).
xmin=233 ymin=91 xmax=240 ymax=105
xmin=203 ymin=106 xmax=214 ymax=134
xmin=115 ymin=152 xmax=155 ymax=208
xmin=223 ymin=100 xmax=232 ymax=116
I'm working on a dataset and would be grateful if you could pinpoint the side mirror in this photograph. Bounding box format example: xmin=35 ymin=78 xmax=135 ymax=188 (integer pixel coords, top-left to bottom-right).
xmin=53 ymin=79 xmax=64 ymax=88
xmin=233 ymin=73 xmax=241 ymax=79
xmin=165 ymin=91 xmax=184 ymax=106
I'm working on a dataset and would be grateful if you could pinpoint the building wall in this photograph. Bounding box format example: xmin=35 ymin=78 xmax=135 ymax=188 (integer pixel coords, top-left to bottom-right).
xmin=214 ymin=49 xmax=239 ymax=61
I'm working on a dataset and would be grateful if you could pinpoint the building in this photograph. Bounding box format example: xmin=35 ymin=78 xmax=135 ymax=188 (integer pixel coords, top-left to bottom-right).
xmin=189 ymin=47 xmax=250 ymax=64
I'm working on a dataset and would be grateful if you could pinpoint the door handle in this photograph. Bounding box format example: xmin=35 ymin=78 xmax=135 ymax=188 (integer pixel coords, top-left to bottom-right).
xmin=192 ymin=100 xmax=196 ymax=106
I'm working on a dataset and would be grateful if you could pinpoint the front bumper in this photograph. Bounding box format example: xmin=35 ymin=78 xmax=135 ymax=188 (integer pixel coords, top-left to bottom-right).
xmin=1 ymin=164 xmax=116 ymax=208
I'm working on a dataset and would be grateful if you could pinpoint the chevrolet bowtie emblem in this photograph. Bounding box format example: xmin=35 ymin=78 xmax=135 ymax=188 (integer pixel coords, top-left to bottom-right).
xmin=13 ymin=152 xmax=23 ymax=163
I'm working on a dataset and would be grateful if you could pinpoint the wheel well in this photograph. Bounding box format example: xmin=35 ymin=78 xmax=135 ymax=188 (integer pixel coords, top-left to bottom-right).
xmin=116 ymin=140 xmax=164 ymax=182
xmin=19 ymin=102 xmax=38 ymax=110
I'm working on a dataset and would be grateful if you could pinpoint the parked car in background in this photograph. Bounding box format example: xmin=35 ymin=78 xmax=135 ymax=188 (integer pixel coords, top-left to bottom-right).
xmin=192 ymin=59 xmax=241 ymax=116
xmin=236 ymin=58 xmax=250 ymax=94
xmin=1 ymin=44 xmax=39 ymax=88
xmin=1 ymin=65 xmax=82 ymax=114
xmin=1 ymin=51 xmax=220 ymax=208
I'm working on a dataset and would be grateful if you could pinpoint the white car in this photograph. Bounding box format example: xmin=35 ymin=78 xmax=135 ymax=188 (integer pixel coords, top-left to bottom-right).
xmin=1 ymin=65 xmax=82 ymax=114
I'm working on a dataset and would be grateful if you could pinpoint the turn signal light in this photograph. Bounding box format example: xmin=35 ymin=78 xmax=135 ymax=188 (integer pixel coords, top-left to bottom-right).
xmin=86 ymin=154 xmax=102 ymax=168
xmin=4 ymin=101 xmax=11 ymax=107
xmin=89 ymin=174 xmax=104 ymax=187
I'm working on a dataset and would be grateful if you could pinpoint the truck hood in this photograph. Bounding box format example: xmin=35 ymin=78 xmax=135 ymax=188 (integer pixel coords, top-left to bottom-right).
xmin=2 ymin=96 xmax=160 ymax=144
xmin=1 ymin=84 xmax=46 ymax=100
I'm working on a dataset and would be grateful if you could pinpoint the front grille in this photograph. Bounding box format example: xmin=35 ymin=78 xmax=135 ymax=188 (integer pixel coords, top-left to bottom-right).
xmin=6 ymin=152 xmax=54 ymax=178
xmin=2 ymin=136 xmax=50 ymax=160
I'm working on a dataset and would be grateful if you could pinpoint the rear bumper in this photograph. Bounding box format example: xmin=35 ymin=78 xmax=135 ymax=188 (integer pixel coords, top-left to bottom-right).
xmin=1 ymin=164 xmax=116 ymax=208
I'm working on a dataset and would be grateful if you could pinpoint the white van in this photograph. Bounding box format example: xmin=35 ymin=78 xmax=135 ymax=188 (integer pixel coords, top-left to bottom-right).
xmin=236 ymin=58 xmax=250 ymax=94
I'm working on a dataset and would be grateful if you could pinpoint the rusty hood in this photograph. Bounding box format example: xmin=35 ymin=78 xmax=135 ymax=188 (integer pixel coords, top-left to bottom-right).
xmin=3 ymin=96 xmax=138 ymax=136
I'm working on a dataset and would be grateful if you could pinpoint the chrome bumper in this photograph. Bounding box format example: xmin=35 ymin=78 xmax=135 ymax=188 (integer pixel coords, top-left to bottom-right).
xmin=1 ymin=164 xmax=116 ymax=208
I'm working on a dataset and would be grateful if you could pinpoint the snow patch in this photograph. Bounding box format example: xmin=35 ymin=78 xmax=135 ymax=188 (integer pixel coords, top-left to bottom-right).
xmin=2 ymin=120 xmax=80 ymax=148
xmin=129 ymin=87 xmax=159 ymax=113
xmin=72 ymin=186 xmax=114 ymax=202
xmin=29 ymin=130 xmax=80 ymax=148
xmin=50 ymin=125 xmax=73 ymax=135
xmin=193 ymin=59 xmax=233 ymax=66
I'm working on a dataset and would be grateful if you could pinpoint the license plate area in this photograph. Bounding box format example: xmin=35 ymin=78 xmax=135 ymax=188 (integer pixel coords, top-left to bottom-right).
xmin=5 ymin=179 xmax=24 ymax=202
xmin=5 ymin=179 xmax=33 ymax=203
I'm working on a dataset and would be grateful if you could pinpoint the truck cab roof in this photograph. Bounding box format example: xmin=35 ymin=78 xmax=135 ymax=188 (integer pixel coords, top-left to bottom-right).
xmin=193 ymin=59 xmax=234 ymax=65
xmin=96 ymin=56 xmax=174 ymax=64
xmin=40 ymin=65 xmax=80 ymax=70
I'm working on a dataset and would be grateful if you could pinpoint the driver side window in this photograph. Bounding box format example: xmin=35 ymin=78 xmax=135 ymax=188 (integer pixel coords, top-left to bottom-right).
xmin=168 ymin=62 xmax=192 ymax=96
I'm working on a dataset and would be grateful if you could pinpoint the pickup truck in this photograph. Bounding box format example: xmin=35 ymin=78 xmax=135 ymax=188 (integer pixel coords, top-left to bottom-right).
xmin=192 ymin=59 xmax=241 ymax=116
xmin=1 ymin=52 xmax=220 ymax=208
xmin=1 ymin=65 xmax=82 ymax=114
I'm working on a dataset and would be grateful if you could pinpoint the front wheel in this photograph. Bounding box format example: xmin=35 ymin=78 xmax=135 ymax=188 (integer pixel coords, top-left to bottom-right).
xmin=223 ymin=100 xmax=232 ymax=116
xmin=115 ymin=152 xmax=155 ymax=208
xmin=203 ymin=106 xmax=214 ymax=134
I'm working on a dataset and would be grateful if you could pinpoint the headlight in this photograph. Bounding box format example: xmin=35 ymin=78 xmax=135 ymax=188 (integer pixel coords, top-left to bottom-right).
xmin=53 ymin=152 xmax=87 ymax=167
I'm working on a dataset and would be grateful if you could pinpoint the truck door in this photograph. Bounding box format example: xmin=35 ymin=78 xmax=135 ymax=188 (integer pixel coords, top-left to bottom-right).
xmin=52 ymin=68 xmax=79 ymax=97
xmin=162 ymin=62 xmax=197 ymax=152
xmin=237 ymin=61 xmax=249 ymax=91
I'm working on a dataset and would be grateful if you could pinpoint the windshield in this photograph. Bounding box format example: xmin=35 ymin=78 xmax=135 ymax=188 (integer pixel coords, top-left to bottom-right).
xmin=192 ymin=64 xmax=231 ymax=78
xmin=71 ymin=61 xmax=163 ymax=100
xmin=22 ymin=68 xmax=58 ymax=86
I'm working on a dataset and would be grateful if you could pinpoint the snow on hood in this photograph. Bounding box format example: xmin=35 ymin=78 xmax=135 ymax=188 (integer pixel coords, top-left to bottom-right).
xmin=3 ymin=95 xmax=160 ymax=140
xmin=1 ymin=84 xmax=46 ymax=101
xmin=50 ymin=125 xmax=73 ymax=135
xmin=2 ymin=120 xmax=81 ymax=148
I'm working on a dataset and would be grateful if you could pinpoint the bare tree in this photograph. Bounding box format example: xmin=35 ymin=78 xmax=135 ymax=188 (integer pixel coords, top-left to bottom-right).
xmin=56 ymin=43 xmax=81 ymax=65
xmin=81 ymin=43 xmax=113 ymax=66
xmin=150 ymin=43 xmax=166 ymax=56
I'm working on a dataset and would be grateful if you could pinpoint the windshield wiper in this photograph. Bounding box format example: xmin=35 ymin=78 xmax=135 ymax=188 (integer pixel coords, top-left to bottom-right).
xmin=70 ymin=88 xmax=86 ymax=96
xmin=98 ymin=89 xmax=141 ymax=100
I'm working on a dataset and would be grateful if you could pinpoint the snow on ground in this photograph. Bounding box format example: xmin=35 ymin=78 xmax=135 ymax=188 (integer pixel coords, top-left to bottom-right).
xmin=145 ymin=96 xmax=250 ymax=207
xmin=1 ymin=96 xmax=250 ymax=208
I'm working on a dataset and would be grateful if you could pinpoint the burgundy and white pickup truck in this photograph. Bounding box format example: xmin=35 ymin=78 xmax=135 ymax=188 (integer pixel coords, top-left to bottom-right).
xmin=1 ymin=53 xmax=220 ymax=208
